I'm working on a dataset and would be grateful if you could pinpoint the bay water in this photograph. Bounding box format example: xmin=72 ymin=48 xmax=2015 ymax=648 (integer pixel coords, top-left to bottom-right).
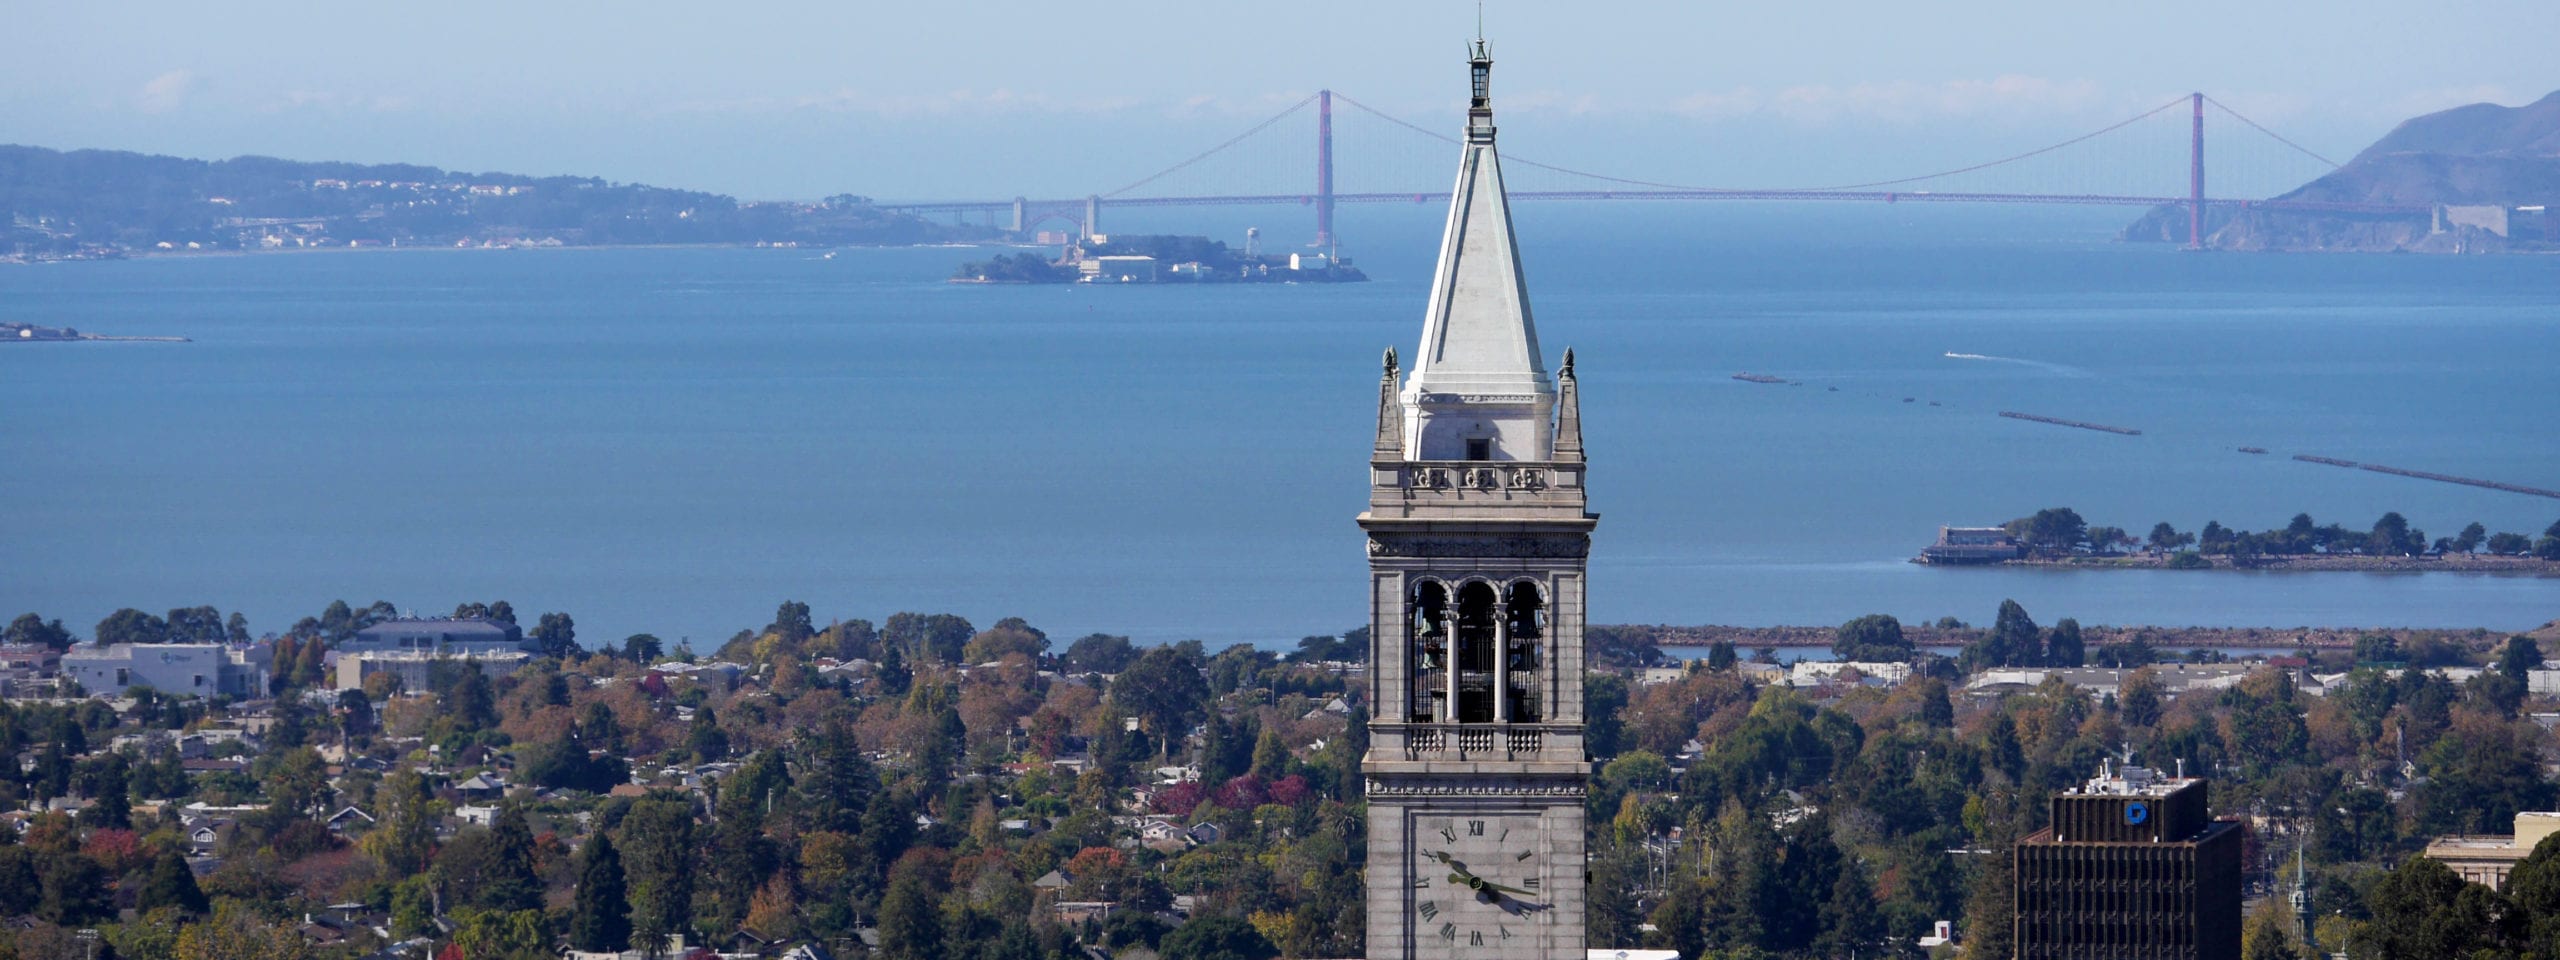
xmin=3 ymin=203 xmax=2554 ymax=648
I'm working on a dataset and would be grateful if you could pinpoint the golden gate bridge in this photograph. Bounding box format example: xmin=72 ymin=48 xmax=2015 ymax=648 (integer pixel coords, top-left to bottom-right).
xmin=880 ymin=90 xmax=2420 ymax=249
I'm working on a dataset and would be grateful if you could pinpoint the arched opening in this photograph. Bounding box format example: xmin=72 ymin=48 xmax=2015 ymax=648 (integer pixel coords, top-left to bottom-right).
xmin=1409 ymin=581 xmax=1449 ymax=723
xmin=1453 ymin=581 xmax=1499 ymax=722
xmin=1504 ymin=581 xmax=1545 ymax=722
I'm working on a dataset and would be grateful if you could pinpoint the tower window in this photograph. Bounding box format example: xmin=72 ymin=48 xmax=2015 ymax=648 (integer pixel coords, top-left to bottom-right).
xmin=1465 ymin=438 xmax=1491 ymax=461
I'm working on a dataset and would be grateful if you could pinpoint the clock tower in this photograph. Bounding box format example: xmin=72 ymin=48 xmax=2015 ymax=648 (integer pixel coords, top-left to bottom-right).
xmin=1361 ymin=38 xmax=1593 ymax=960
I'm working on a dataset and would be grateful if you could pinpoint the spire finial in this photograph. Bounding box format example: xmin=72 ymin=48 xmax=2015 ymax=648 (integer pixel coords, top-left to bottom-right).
xmin=1383 ymin=346 xmax=1399 ymax=376
xmin=1560 ymin=347 xmax=1574 ymax=378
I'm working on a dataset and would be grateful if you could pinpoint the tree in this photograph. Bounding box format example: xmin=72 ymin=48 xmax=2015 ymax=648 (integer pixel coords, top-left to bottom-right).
xmin=2147 ymin=522 xmax=2194 ymax=555
xmin=532 ymin=612 xmax=579 ymax=658
xmin=1112 ymin=645 xmax=1210 ymax=760
xmin=37 ymin=851 xmax=110 ymax=923
xmin=963 ymin=617 xmax=1049 ymax=663
xmin=139 ymin=844 xmax=210 ymax=915
xmin=2009 ymin=507 xmax=2089 ymax=556
xmin=570 ymin=831 xmax=633 ymax=952
xmin=96 ymin=608 xmax=170 ymax=645
xmin=875 ymin=875 xmax=945 ymax=960
xmin=447 ymin=668 xmax=499 ymax=731
xmin=623 ymin=794 xmax=697 ymax=958
xmin=1158 ymin=915 xmax=1280 ymax=960
xmin=2453 ymin=522 xmax=2488 ymax=554
xmin=174 ymin=904 xmax=316 ymax=960
xmin=473 ymin=803 xmax=544 ymax=912
xmin=4 ymin=614 xmax=74 ymax=650
xmin=165 ymin=606 xmax=226 ymax=643
xmin=1064 ymin=633 xmax=1140 ymax=673
xmin=2488 ymin=531 xmax=2533 ymax=555
xmin=1831 ymin=614 xmax=1913 ymax=662
xmin=767 ymin=601 xmax=816 ymax=647
xmin=364 ymin=769 xmax=437 ymax=875
xmin=263 ymin=746 xmax=329 ymax=817
xmin=2350 ymin=855 xmax=2513 ymax=958
xmin=882 ymin=612 xmax=975 ymax=664
xmin=2045 ymin=618 xmax=2086 ymax=668
xmin=2119 ymin=668 xmax=2165 ymax=727
xmin=621 ymin=633 xmax=664 ymax=662
xmin=2369 ymin=512 xmax=2422 ymax=556
xmin=1706 ymin=640 xmax=1738 ymax=672
xmin=1966 ymin=599 xmax=2039 ymax=669
xmin=2240 ymin=900 xmax=2297 ymax=960
xmin=85 ymin=754 xmax=131 ymax=829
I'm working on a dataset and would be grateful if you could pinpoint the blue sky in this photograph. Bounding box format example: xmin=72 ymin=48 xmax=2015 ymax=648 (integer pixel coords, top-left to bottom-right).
xmin=7 ymin=1 xmax=2555 ymax=199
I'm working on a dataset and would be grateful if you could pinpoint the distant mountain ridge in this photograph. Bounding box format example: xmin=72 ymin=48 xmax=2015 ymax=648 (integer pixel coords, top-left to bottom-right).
xmin=2126 ymin=90 xmax=2560 ymax=251
xmin=2 ymin=144 xmax=985 ymax=259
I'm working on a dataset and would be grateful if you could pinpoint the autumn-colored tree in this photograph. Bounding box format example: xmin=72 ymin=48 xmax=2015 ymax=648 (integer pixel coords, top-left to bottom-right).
xmin=174 ymin=904 xmax=314 ymax=960
xmin=742 ymin=873 xmax=798 ymax=941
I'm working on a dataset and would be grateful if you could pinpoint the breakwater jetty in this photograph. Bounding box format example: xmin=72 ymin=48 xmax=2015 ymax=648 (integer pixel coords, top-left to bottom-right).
xmin=1998 ymin=411 xmax=2142 ymax=436
xmin=2293 ymin=454 xmax=2560 ymax=501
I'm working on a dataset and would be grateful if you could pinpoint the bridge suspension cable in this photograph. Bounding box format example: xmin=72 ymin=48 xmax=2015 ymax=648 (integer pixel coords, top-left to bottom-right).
xmin=2204 ymin=96 xmax=2342 ymax=169
xmin=1336 ymin=91 xmax=2197 ymax=194
xmin=1101 ymin=94 xmax=1318 ymax=199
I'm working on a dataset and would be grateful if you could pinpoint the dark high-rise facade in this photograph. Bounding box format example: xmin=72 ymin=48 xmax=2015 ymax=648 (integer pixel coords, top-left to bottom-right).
xmin=2014 ymin=764 xmax=2242 ymax=960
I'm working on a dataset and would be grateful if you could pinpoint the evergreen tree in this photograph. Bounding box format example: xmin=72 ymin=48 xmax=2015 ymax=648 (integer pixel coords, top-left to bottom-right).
xmin=85 ymin=754 xmax=131 ymax=829
xmin=479 ymin=803 xmax=544 ymax=912
xmin=876 ymin=876 xmax=945 ymax=960
xmin=570 ymin=831 xmax=633 ymax=952
xmin=623 ymin=794 xmax=698 ymax=958
xmin=1249 ymin=727 xmax=1290 ymax=779
xmin=2045 ymin=618 xmax=2086 ymax=668
xmin=138 ymin=845 xmax=209 ymax=915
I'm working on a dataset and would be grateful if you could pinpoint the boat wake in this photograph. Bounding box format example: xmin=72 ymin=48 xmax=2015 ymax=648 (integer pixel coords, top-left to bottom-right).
xmin=1944 ymin=351 xmax=2089 ymax=378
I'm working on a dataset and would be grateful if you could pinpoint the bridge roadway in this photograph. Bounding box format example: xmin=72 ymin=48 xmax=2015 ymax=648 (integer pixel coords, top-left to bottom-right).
xmin=880 ymin=190 xmax=2429 ymax=219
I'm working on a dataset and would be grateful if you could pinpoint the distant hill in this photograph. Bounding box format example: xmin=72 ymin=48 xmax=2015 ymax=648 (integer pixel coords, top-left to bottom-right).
xmin=1 ymin=144 xmax=988 ymax=259
xmin=2125 ymin=90 xmax=2560 ymax=251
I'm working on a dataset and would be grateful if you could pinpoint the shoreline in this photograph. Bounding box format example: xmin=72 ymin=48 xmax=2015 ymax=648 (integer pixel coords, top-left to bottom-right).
xmin=1967 ymin=553 xmax=2560 ymax=576
xmin=3 ymin=238 xmax=1046 ymax=267
xmin=1608 ymin=619 xmax=2560 ymax=651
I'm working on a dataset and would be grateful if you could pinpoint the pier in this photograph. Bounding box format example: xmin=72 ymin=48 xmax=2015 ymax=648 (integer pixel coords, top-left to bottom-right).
xmin=1999 ymin=411 xmax=2142 ymax=436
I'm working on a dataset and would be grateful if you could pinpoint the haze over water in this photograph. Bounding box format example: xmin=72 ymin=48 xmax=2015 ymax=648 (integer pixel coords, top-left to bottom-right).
xmin=3 ymin=203 xmax=2554 ymax=647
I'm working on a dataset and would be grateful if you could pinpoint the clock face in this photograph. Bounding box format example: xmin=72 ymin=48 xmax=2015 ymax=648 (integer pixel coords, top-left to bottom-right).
xmin=1410 ymin=814 xmax=1548 ymax=953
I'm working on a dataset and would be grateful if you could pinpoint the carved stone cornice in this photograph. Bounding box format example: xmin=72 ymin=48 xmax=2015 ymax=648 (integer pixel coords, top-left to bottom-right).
xmin=1365 ymin=777 xmax=1589 ymax=798
xmin=1368 ymin=533 xmax=1590 ymax=559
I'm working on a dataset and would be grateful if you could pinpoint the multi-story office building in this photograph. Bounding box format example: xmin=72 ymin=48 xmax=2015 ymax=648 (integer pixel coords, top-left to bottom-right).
xmin=2014 ymin=763 xmax=2243 ymax=960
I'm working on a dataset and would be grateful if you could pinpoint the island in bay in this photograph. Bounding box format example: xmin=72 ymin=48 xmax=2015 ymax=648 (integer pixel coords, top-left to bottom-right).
xmin=951 ymin=233 xmax=1366 ymax=285
xmin=1917 ymin=507 xmax=2560 ymax=572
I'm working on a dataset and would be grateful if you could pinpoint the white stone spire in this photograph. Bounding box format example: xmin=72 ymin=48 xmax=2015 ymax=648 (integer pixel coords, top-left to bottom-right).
xmin=1400 ymin=38 xmax=1554 ymax=462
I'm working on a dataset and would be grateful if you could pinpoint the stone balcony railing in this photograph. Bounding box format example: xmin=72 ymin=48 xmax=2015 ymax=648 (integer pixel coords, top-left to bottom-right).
xmin=1366 ymin=459 xmax=1589 ymax=520
xmin=1384 ymin=722 xmax=1584 ymax=764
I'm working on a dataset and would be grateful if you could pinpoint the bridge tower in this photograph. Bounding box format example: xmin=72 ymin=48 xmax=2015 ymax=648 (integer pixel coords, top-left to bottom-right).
xmin=1084 ymin=195 xmax=1101 ymax=241
xmin=2188 ymin=92 xmax=2205 ymax=249
xmin=1316 ymin=89 xmax=1338 ymax=251
xmin=1011 ymin=197 xmax=1026 ymax=235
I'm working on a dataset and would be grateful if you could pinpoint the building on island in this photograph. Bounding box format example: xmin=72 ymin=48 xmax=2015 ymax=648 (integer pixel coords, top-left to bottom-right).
xmin=1919 ymin=525 xmax=2027 ymax=564
xmin=1078 ymin=255 xmax=1157 ymax=283
xmin=2424 ymin=812 xmax=2560 ymax=890
xmin=1361 ymin=37 xmax=1593 ymax=960
xmin=2014 ymin=762 xmax=2243 ymax=960
xmin=60 ymin=643 xmax=268 ymax=698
